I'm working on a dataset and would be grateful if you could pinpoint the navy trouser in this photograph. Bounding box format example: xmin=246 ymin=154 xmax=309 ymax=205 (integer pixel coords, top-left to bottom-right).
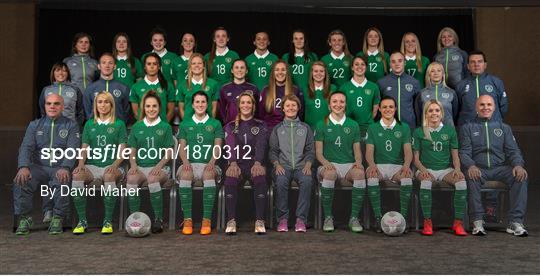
xmin=467 ymin=166 xmax=527 ymax=223
xmin=274 ymin=167 xmax=313 ymax=223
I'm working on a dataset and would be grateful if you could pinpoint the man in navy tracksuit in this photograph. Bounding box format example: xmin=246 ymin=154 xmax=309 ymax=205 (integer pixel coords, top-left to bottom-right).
xmin=13 ymin=94 xmax=80 ymax=235
xmin=459 ymin=95 xmax=528 ymax=237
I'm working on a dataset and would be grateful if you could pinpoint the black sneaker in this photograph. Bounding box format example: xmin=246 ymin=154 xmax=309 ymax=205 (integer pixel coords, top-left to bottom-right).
xmin=151 ymin=218 xmax=164 ymax=234
xmin=375 ymin=217 xmax=382 ymax=233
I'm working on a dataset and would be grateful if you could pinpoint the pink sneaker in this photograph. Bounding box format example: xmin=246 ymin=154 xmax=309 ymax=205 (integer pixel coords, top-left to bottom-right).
xmin=277 ymin=219 xmax=288 ymax=232
xmin=295 ymin=218 xmax=307 ymax=233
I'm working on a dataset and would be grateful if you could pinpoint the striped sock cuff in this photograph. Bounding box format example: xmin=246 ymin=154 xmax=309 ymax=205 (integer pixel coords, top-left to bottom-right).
xmin=148 ymin=182 xmax=161 ymax=193
xmin=321 ymin=179 xmax=335 ymax=189
xmin=367 ymin=178 xmax=379 ymax=186
xmin=420 ymin=180 xmax=432 ymax=190
xmin=401 ymin=178 xmax=413 ymax=186
xmin=353 ymin=179 xmax=367 ymax=189
xmin=203 ymin=180 xmax=216 ymax=187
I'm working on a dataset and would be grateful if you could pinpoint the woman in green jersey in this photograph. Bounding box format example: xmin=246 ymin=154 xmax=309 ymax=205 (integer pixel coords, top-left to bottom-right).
xmin=357 ymin=27 xmax=389 ymax=83
xmin=320 ymin=30 xmax=353 ymax=87
xmin=112 ymin=32 xmax=143 ymax=88
xmin=282 ymin=29 xmax=318 ymax=94
xmin=205 ymin=27 xmax=240 ymax=89
xmin=400 ymin=32 xmax=430 ymax=88
xmin=175 ymin=33 xmax=197 ymax=85
xmin=303 ymin=61 xmax=336 ymax=129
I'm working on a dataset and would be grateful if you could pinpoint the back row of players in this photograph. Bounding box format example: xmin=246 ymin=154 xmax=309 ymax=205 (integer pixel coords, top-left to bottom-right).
xmin=16 ymin=27 xmax=526 ymax=237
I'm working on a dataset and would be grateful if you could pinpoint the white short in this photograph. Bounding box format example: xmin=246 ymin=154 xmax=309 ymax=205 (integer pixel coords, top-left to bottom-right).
xmin=377 ymin=164 xmax=403 ymax=180
xmin=138 ymin=166 xmax=171 ymax=178
xmin=177 ymin=163 xmax=222 ymax=182
xmin=318 ymin=163 xmax=353 ymax=180
xmin=86 ymin=165 xmax=125 ymax=181
xmin=415 ymin=168 xmax=453 ymax=181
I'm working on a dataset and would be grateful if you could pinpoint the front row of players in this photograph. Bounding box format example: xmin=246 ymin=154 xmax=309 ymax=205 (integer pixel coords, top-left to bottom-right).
xmin=14 ymin=91 xmax=528 ymax=237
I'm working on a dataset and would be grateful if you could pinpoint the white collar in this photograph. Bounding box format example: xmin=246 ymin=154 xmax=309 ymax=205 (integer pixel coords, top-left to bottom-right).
xmin=181 ymin=55 xmax=189 ymax=61
xmin=216 ymin=47 xmax=229 ymax=56
xmin=254 ymin=50 xmax=270 ymax=59
xmin=97 ymin=118 xmax=111 ymax=125
xmin=143 ymin=117 xmax=161 ymax=127
xmin=294 ymin=51 xmax=304 ymax=57
xmin=329 ymin=114 xmax=346 ymax=125
xmin=351 ymin=78 xmax=367 ymax=88
xmin=429 ymin=122 xmax=444 ymax=132
xmin=144 ymin=76 xmax=159 ymax=85
xmin=368 ymin=50 xmax=379 ymax=56
xmin=330 ymin=51 xmax=344 ymax=60
xmin=315 ymin=85 xmax=324 ymax=90
xmin=116 ymin=55 xmax=127 ymax=61
xmin=191 ymin=78 xmax=203 ymax=85
xmin=192 ymin=114 xmax=209 ymax=124
xmin=405 ymin=55 xmax=416 ymax=61
xmin=153 ymin=48 xmax=168 ymax=58
xmin=380 ymin=119 xmax=397 ymax=130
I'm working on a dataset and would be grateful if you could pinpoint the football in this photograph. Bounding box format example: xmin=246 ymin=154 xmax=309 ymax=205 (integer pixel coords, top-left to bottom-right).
xmin=381 ymin=211 xmax=406 ymax=236
xmin=125 ymin=212 xmax=151 ymax=237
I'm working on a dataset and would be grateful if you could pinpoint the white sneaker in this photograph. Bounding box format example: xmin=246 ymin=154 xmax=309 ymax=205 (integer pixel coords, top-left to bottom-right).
xmin=254 ymin=220 xmax=266 ymax=234
xmin=43 ymin=210 xmax=53 ymax=223
xmin=472 ymin=220 xmax=487 ymax=236
xmin=506 ymin=222 xmax=528 ymax=237
xmin=225 ymin=219 xmax=237 ymax=235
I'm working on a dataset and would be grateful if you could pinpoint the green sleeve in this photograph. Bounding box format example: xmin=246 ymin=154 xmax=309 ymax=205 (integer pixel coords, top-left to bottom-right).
xmin=366 ymin=124 xmax=375 ymax=145
xmin=412 ymin=128 xmax=421 ymax=151
xmin=129 ymin=85 xmax=139 ymax=103
xmin=310 ymin=52 xmax=319 ymax=61
xmin=356 ymin=51 xmax=365 ymax=57
xmin=135 ymin=58 xmax=144 ymax=79
xmin=373 ymin=84 xmax=381 ymax=104
xmin=352 ymin=122 xmax=361 ymax=143
xmin=215 ymin=120 xmax=224 ymax=139
xmin=403 ymin=124 xmax=412 ymax=144
xmin=314 ymin=122 xmax=324 ymax=141
xmin=128 ymin=127 xmax=137 ymax=148
xmin=330 ymin=84 xmax=337 ymax=92
xmin=178 ymin=122 xmax=187 ymax=139
xmin=176 ymin=85 xmax=185 ymax=103
xmin=450 ymin=127 xmax=459 ymax=149
xmin=210 ymin=79 xmax=219 ymax=101
xmin=167 ymin=85 xmax=176 ymax=102
xmin=165 ymin=124 xmax=175 ymax=148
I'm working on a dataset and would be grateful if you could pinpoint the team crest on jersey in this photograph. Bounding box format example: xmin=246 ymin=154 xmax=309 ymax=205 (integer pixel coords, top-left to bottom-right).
xmin=72 ymin=62 xmax=77 ymax=67
xmin=59 ymin=129 xmax=68 ymax=139
xmin=113 ymin=89 xmax=121 ymax=97
xmin=157 ymin=88 xmax=163 ymax=93
xmin=204 ymin=86 xmax=210 ymax=92
xmin=343 ymin=61 xmax=350 ymax=67
xmin=91 ymin=128 xmax=96 ymax=132
xmin=349 ymin=90 xmax=354 ymax=94
xmin=327 ymin=128 xmax=332 ymax=133
xmin=442 ymin=92 xmax=450 ymax=99
xmin=189 ymin=127 xmax=194 ymax=131
xmin=494 ymin=128 xmax=503 ymax=137
xmin=225 ymin=57 xmax=232 ymax=63
xmin=485 ymin=85 xmax=494 ymax=93
xmin=328 ymin=63 xmax=333 ymax=67
xmin=451 ymin=55 xmax=459 ymax=61
xmin=251 ymin=126 xmax=260 ymax=135
xmin=226 ymin=93 xmax=232 ymax=97
xmin=464 ymin=84 xmax=470 ymax=93
xmin=164 ymin=59 xmax=171 ymax=65
xmin=266 ymin=61 xmax=273 ymax=66
xmin=378 ymin=132 xmax=383 ymax=137
xmin=127 ymin=63 xmax=132 ymax=68
xmin=139 ymin=130 xmax=144 ymax=134
xmin=156 ymin=129 xmax=164 ymax=136
xmin=206 ymin=125 xmax=214 ymax=132
xmin=343 ymin=127 xmax=351 ymax=134
xmin=251 ymin=62 xmax=256 ymax=66
xmin=405 ymin=84 xmax=413 ymax=92
xmin=365 ymin=89 xmax=372 ymax=95
xmin=376 ymin=56 xmax=382 ymax=62
xmin=297 ymin=128 xmax=306 ymax=136
xmin=65 ymin=91 xmax=74 ymax=98
xmin=441 ymin=134 xmax=449 ymax=141
xmin=107 ymin=127 xmax=115 ymax=134
xmin=394 ymin=131 xmax=402 ymax=138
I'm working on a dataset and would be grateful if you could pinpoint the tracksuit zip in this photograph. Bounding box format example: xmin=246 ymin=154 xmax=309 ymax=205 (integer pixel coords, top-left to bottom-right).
xmin=484 ymin=121 xmax=491 ymax=168
xmin=82 ymin=56 xmax=87 ymax=89
xmin=290 ymin=121 xmax=295 ymax=169
xmin=49 ymin=119 xmax=55 ymax=166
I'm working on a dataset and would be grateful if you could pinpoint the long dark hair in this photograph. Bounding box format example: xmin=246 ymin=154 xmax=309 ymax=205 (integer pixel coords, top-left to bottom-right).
xmin=140 ymin=90 xmax=162 ymax=121
xmin=112 ymin=32 xmax=137 ymax=76
xmin=376 ymin=95 xmax=401 ymax=124
xmin=288 ymin=29 xmax=314 ymax=65
xmin=49 ymin=62 xmax=71 ymax=83
xmin=71 ymin=32 xmax=95 ymax=58
xmin=143 ymin=53 xmax=168 ymax=90
xmin=208 ymin=27 xmax=227 ymax=76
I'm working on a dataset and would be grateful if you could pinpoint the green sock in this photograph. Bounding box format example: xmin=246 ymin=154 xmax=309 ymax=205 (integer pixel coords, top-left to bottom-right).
xmin=419 ymin=187 xmax=432 ymax=219
xmin=73 ymin=191 xmax=87 ymax=222
xmin=400 ymin=181 xmax=412 ymax=219
xmin=454 ymin=189 xmax=467 ymax=220
xmin=351 ymin=184 xmax=365 ymax=219
xmin=367 ymin=179 xmax=382 ymax=219
xmin=203 ymin=183 xmax=217 ymax=219
xmin=320 ymin=181 xmax=335 ymax=218
xmin=103 ymin=182 xmax=116 ymax=222
xmin=179 ymin=186 xmax=193 ymax=219
xmin=149 ymin=183 xmax=163 ymax=220
xmin=127 ymin=184 xmax=140 ymax=214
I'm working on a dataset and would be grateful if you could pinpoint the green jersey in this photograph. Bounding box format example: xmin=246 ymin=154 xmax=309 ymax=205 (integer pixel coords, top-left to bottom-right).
xmin=320 ymin=53 xmax=352 ymax=87
xmin=174 ymin=55 xmax=190 ymax=84
xmin=129 ymin=77 xmax=175 ymax=120
xmin=245 ymin=51 xmax=279 ymax=91
xmin=178 ymin=115 xmax=224 ymax=163
xmin=303 ymin=84 xmax=336 ymax=129
xmin=176 ymin=78 xmax=219 ymax=119
xmin=141 ymin=50 xmax=179 ymax=86
xmin=128 ymin=119 xmax=174 ymax=167
xmin=404 ymin=56 xmax=430 ymax=88
xmin=205 ymin=49 xmax=240 ymax=89
xmin=282 ymin=52 xmax=318 ymax=94
xmin=339 ymin=78 xmax=381 ymax=131
xmin=82 ymin=119 xmax=127 ymax=167
xmin=356 ymin=51 xmax=390 ymax=83
xmin=366 ymin=120 xmax=411 ymax=165
xmin=114 ymin=57 xmax=144 ymax=88
xmin=412 ymin=125 xmax=458 ymax=170
xmin=315 ymin=116 xmax=360 ymax=164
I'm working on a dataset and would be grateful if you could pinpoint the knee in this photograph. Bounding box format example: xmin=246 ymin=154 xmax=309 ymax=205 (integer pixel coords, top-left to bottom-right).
xmin=323 ymin=170 xmax=337 ymax=181
xmin=349 ymin=168 xmax=365 ymax=180
xmin=72 ymin=172 xmax=85 ymax=182
xmin=126 ymin=174 xmax=139 ymax=185
xmin=202 ymin=170 xmax=215 ymax=181
xmin=102 ymin=173 xmax=116 ymax=183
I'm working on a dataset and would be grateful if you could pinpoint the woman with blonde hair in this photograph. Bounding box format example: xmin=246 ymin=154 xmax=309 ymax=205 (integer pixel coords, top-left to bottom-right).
xmin=400 ymin=32 xmax=430 ymax=88
xmin=412 ymin=99 xmax=467 ymax=236
xmin=357 ymin=27 xmax=389 ymax=83
xmin=320 ymin=29 xmax=353 ymax=87
xmin=433 ymin=27 xmax=468 ymax=89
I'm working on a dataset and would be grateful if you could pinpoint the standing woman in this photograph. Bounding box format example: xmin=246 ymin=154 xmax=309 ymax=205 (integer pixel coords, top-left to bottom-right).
xmin=320 ymin=29 xmax=352 ymax=87
xmin=175 ymin=33 xmax=197 ymax=85
xmin=258 ymin=60 xmax=304 ymax=131
xmin=303 ymin=61 xmax=336 ymax=129
xmin=338 ymin=56 xmax=381 ymax=141
xmin=71 ymin=91 xmax=127 ymax=235
xmin=413 ymin=99 xmax=467 ymax=236
xmin=223 ymin=92 xmax=269 ymax=234
xmin=63 ymin=32 xmax=99 ymax=93
xmin=282 ymin=29 xmax=318 ymax=94
xmin=39 ymin=62 xmax=84 ymax=126
xmin=400 ymin=32 xmax=430 ymax=88
xmin=112 ymin=32 xmax=144 ymax=88
xmin=177 ymin=53 xmax=219 ymax=120
xmin=315 ymin=91 xmax=366 ymax=233
xmin=129 ymin=53 xmax=176 ymax=122
xmin=365 ymin=96 xmax=413 ymax=232
xmin=177 ymin=91 xmax=223 ymax=235
xmin=433 ymin=27 xmax=468 ymax=89
xmin=417 ymin=62 xmax=458 ymax=127
xmin=245 ymin=31 xmax=279 ymax=91
xmin=126 ymin=91 xmax=175 ymax=233
xmin=269 ymin=94 xmax=314 ymax=233
xmin=141 ymin=27 xmax=179 ymax=87
xmin=356 ymin=27 xmax=389 ymax=83
xmin=205 ymin=27 xmax=240 ymax=89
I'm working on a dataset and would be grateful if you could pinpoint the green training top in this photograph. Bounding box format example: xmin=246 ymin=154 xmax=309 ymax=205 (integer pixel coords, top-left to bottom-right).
xmin=178 ymin=115 xmax=224 ymax=163
xmin=303 ymin=84 xmax=336 ymax=129
xmin=412 ymin=124 xmax=458 ymax=170
xmin=366 ymin=120 xmax=411 ymax=165
xmin=315 ymin=116 xmax=360 ymax=164
xmin=82 ymin=119 xmax=128 ymax=167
